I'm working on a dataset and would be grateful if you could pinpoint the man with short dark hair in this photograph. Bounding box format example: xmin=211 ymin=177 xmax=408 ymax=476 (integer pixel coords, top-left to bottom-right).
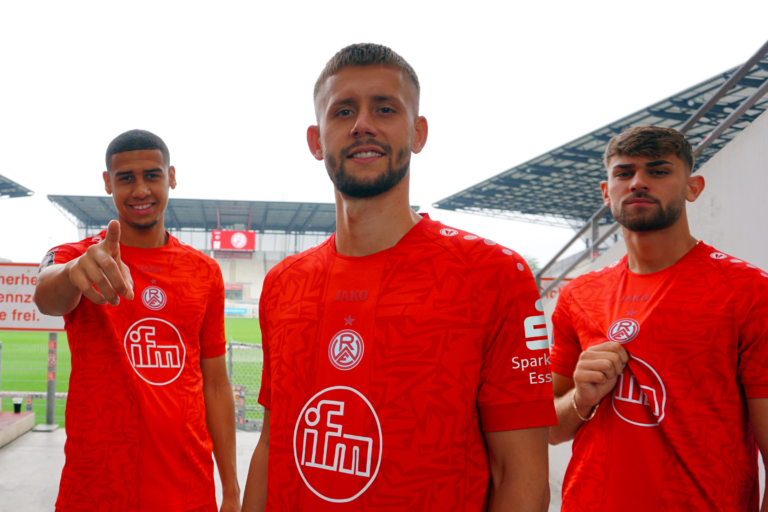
xmin=548 ymin=126 xmax=768 ymax=511
xmin=35 ymin=129 xmax=241 ymax=512
xmin=242 ymin=43 xmax=557 ymax=512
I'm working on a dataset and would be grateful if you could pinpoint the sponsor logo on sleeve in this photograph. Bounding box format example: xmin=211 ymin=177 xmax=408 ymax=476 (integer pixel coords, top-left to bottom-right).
xmin=124 ymin=318 xmax=186 ymax=386
xmin=524 ymin=299 xmax=549 ymax=350
xmin=440 ymin=228 xmax=459 ymax=236
xmin=294 ymin=386 xmax=382 ymax=503
xmin=39 ymin=249 xmax=57 ymax=273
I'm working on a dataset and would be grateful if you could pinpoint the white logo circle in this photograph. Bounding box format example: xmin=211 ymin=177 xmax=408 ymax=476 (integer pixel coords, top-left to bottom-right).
xmin=612 ymin=355 xmax=666 ymax=427
xmin=440 ymin=228 xmax=458 ymax=237
xmin=710 ymin=252 xmax=727 ymax=260
xmin=230 ymin=232 xmax=248 ymax=249
xmin=483 ymin=239 xmax=496 ymax=246
xmin=607 ymin=318 xmax=640 ymax=344
xmin=141 ymin=286 xmax=167 ymax=311
xmin=328 ymin=330 xmax=364 ymax=371
xmin=294 ymin=386 xmax=383 ymax=503
xmin=464 ymin=235 xmax=478 ymax=240
xmin=124 ymin=318 xmax=186 ymax=386
xmin=91 ymin=236 xmax=103 ymax=243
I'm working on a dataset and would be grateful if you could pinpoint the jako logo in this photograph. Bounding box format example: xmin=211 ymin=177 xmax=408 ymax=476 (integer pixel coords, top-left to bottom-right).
xmin=525 ymin=299 xmax=549 ymax=350
xmin=619 ymin=295 xmax=650 ymax=302
xmin=294 ymin=386 xmax=382 ymax=503
xmin=334 ymin=290 xmax=369 ymax=302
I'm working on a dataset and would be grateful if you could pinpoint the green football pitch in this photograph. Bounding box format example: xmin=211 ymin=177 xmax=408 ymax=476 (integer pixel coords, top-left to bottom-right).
xmin=0 ymin=317 xmax=262 ymax=422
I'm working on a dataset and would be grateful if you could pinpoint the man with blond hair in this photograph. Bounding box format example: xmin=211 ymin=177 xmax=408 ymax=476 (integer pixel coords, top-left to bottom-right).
xmin=243 ymin=43 xmax=557 ymax=512
xmin=549 ymin=126 xmax=768 ymax=511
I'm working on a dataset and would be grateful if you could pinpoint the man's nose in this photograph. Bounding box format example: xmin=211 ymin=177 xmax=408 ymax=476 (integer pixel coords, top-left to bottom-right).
xmin=629 ymin=173 xmax=650 ymax=192
xmin=350 ymin=110 xmax=376 ymax=138
xmin=132 ymin=180 xmax=151 ymax=197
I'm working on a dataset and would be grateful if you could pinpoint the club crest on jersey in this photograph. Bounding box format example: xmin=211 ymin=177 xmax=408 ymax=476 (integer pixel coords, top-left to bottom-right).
xmin=612 ymin=355 xmax=666 ymax=427
xmin=294 ymin=386 xmax=383 ymax=503
xmin=124 ymin=318 xmax=186 ymax=386
xmin=328 ymin=330 xmax=364 ymax=371
xmin=440 ymin=228 xmax=458 ymax=236
xmin=607 ymin=318 xmax=639 ymax=344
xmin=142 ymin=286 xmax=167 ymax=311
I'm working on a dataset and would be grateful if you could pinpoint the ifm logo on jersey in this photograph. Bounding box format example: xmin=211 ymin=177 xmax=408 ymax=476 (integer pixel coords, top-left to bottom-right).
xmin=294 ymin=386 xmax=382 ymax=503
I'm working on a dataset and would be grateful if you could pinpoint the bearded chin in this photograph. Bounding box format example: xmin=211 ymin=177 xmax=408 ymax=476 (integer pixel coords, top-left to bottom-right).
xmin=326 ymin=149 xmax=411 ymax=199
xmin=612 ymin=196 xmax=685 ymax=232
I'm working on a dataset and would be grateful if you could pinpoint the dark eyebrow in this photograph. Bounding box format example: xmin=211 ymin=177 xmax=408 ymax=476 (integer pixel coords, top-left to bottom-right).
xmin=645 ymin=160 xmax=672 ymax=167
xmin=613 ymin=163 xmax=636 ymax=170
xmin=332 ymin=98 xmax=357 ymax=107
xmin=373 ymin=95 xmax=397 ymax=103
xmin=114 ymin=168 xmax=163 ymax=177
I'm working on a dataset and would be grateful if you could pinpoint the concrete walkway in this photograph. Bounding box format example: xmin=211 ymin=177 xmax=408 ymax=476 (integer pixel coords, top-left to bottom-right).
xmin=0 ymin=430 xmax=759 ymax=511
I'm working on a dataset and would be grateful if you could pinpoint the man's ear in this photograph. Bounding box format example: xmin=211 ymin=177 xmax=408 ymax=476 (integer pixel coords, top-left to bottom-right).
xmin=168 ymin=166 xmax=177 ymax=190
xmin=411 ymin=116 xmax=429 ymax=154
xmin=103 ymin=171 xmax=112 ymax=195
xmin=600 ymin=181 xmax=610 ymax=205
xmin=307 ymin=125 xmax=324 ymax=161
xmin=686 ymin=174 xmax=705 ymax=202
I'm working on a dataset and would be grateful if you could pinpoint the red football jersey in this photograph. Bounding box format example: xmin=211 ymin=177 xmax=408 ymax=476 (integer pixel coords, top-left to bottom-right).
xmin=42 ymin=231 xmax=226 ymax=512
xmin=550 ymin=242 xmax=768 ymax=512
xmin=258 ymin=215 xmax=557 ymax=511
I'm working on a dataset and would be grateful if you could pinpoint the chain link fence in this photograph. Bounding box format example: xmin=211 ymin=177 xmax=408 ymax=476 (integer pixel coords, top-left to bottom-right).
xmin=0 ymin=339 xmax=263 ymax=431
xmin=228 ymin=341 xmax=264 ymax=431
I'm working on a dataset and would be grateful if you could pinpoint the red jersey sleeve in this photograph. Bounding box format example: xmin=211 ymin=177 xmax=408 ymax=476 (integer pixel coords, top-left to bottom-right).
xmin=477 ymin=256 xmax=557 ymax=432
xmin=550 ymin=284 xmax=583 ymax=378
xmin=257 ymin=275 xmax=273 ymax=411
xmin=39 ymin=241 xmax=89 ymax=273
xmin=199 ymin=263 xmax=226 ymax=359
xmin=737 ymin=272 xmax=768 ymax=398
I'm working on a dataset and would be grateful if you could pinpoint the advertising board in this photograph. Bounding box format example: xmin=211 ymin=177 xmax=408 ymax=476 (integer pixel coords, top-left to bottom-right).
xmin=0 ymin=263 xmax=65 ymax=332
xmin=212 ymin=230 xmax=256 ymax=251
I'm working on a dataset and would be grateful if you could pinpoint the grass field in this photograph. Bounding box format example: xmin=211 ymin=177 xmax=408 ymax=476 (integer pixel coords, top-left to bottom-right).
xmin=0 ymin=317 xmax=262 ymax=424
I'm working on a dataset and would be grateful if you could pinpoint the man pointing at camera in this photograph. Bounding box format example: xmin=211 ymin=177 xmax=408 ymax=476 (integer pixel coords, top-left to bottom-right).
xmin=34 ymin=130 xmax=240 ymax=512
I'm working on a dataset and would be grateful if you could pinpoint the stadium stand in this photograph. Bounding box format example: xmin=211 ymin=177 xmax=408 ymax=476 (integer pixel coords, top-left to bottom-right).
xmin=0 ymin=174 xmax=33 ymax=200
xmin=435 ymin=42 xmax=768 ymax=289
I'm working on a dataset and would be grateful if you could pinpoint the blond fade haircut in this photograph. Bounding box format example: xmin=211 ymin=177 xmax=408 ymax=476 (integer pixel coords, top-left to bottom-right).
xmin=604 ymin=126 xmax=694 ymax=174
xmin=313 ymin=43 xmax=420 ymax=114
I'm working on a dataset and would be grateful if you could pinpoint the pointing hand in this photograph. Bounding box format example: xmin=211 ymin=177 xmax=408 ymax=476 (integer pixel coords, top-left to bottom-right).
xmin=67 ymin=220 xmax=135 ymax=306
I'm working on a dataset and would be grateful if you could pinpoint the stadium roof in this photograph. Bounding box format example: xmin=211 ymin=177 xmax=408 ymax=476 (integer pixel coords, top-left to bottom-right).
xmin=433 ymin=55 xmax=768 ymax=227
xmin=49 ymin=196 xmax=418 ymax=235
xmin=0 ymin=174 xmax=33 ymax=199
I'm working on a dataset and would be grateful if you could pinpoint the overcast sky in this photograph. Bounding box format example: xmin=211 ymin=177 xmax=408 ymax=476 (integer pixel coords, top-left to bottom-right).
xmin=1 ymin=1 xmax=766 ymax=265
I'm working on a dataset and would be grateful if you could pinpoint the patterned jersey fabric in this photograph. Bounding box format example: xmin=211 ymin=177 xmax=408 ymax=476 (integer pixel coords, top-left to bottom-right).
xmin=43 ymin=231 xmax=225 ymax=512
xmin=550 ymin=242 xmax=768 ymax=512
xmin=258 ymin=214 xmax=557 ymax=511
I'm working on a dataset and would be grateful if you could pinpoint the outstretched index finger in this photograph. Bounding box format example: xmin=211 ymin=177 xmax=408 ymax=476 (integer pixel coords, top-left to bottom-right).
xmin=104 ymin=220 xmax=121 ymax=257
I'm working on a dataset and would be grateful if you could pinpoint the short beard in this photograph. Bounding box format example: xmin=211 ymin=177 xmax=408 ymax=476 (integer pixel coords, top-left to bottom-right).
xmin=612 ymin=192 xmax=684 ymax=232
xmin=127 ymin=218 xmax=160 ymax=230
xmin=325 ymin=139 xmax=411 ymax=199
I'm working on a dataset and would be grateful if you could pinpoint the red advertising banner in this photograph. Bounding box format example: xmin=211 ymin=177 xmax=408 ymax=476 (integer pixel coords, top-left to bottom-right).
xmin=0 ymin=263 xmax=65 ymax=332
xmin=212 ymin=230 xmax=256 ymax=251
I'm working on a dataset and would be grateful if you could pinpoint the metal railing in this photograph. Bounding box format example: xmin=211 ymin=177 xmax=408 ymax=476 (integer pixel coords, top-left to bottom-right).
xmin=535 ymin=39 xmax=768 ymax=298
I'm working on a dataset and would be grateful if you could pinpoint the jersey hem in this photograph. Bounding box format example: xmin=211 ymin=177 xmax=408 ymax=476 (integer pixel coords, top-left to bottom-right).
xmin=258 ymin=386 xmax=271 ymax=410
xmin=551 ymin=362 xmax=575 ymax=379
xmin=201 ymin=343 xmax=226 ymax=359
xmin=743 ymin=383 xmax=768 ymax=399
xmin=480 ymin=399 xmax=558 ymax=432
